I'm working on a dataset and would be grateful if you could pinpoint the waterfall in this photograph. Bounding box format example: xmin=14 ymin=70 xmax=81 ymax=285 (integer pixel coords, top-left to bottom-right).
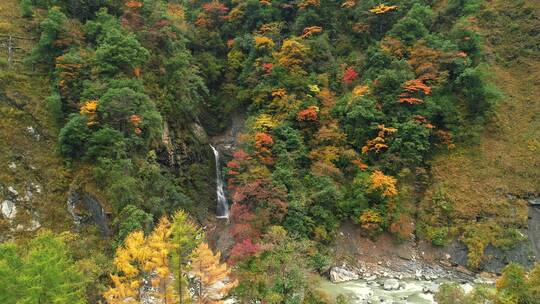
xmin=210 ymin=145 xmax=229 ymax=218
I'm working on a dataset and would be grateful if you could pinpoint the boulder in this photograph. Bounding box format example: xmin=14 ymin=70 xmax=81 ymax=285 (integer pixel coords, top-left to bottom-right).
xmin=383 ymin=278 xmax=400 ymax=290
xmin=423 ymin=283 xmax=439 ymax=294
xmin=1 ymin=200 xmax=17 ymax=219
xmin=329 ymin=266 xmax=359 ymax=283
xmin=529 ymin=197 xmax=540 ymax=205
xmin=365 ymin=274 xmax=377 ymax=281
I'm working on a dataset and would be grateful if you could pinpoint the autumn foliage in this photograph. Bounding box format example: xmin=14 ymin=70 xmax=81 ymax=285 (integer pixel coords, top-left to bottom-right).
xmin=359 ymin=209 xmax=383 ymax=235
xmin=275 ymin=39 xmax=308 ymax=67
xmin=191 ymin=242 xmax=237 ymax=303
xmin=254 ymin=132 xmax=274 ymax=164
xmin=298 ymin=0 xmax=320 ymax=10
xmin=254 ymin=36 xmax=275 ymax=50
xmin=125 ymin=1 xmax=143 ymax=9
xmin=398 ymin=79 xmax=432 ymax=104
xmin=301 ymin=26 xmax=323 ymax=39
xmin=229 ymin=239 xmax=262 ymax=265
xmin=297 ymin=106 xmax=319 ymax=122
xmin=369 ymin=4 xmax=398 ymax=14
xmin=80 ymin=100 xmax=99 ymax=126
xmin=362 ymin=124 xmax=397 ymax=154
xmin=342 ymin=67 xmax=359 ymax=84
xmin=104 ymin=217 xmax=176 ymax=303
xmin=368 ymin=170 xmax=398 ymax=198
xmin=201 ymin=1 xmax=229 ymax=14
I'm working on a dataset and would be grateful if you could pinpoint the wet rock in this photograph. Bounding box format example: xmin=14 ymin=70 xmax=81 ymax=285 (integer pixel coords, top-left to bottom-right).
xmin=383 ymin=279 xmax=399 ymax=290
xmin=365 ymin=274 xmax=377 ymax=281
xmin=190 ymin=122 xmax=209 ymax=143
xmin=529 ymin=197 xmax=540 ymax=205
xmin=1 ymin=200 xmax=17 ymax=219
xmin=329 ymin=266 xmax=359 ymax=283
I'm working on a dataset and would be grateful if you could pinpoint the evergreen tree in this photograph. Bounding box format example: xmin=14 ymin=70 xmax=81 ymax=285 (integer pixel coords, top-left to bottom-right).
xmin=171 ymin=210 xmax=201 ymax=303
xmin=15 ymin=231 xmax=86 ymax=304
xmin=0 ymin=244 xmax=22 ymax=303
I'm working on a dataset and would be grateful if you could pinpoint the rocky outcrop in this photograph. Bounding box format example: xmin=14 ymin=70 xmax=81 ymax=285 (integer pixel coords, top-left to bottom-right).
xmin=1 ymin=200 xmax=17 ymax=219
xmin=207 ymin=111 xmax=246 ymax=158
xmin=67 ymin=188 xmax=110 ymax=237
xmin=442 ymin=196 xmax=540 ymax=273
xmin=1 ymin=182 xmax=42 ymax=233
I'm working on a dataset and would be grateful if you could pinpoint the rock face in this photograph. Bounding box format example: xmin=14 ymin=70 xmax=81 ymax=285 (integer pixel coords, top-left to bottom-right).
xmin=442 ymin=197 xmax=540 ymax=272
xmin=329 ymin=267 xmax=359 ymax=283
xmin=67 ymin=189 xmax=110 ymax=237
xmin=382 ymin=279 xmax=399 ymax=291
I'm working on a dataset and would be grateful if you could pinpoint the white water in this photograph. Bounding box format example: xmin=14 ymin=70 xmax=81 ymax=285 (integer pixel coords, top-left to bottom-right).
xmin=210 ymin=145 xmax=229 ymax=218
xmin=319 ymin=279 xmax=475 ymax=304
xmin=319 ymin=279 xmax=436 ymax=303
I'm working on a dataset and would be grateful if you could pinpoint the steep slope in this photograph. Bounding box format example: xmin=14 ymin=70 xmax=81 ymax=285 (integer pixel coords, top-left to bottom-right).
xmin=422 ymin=0 xmax=540 ymax=268
xmin=0 ymin=0 xmax=73 ymax=237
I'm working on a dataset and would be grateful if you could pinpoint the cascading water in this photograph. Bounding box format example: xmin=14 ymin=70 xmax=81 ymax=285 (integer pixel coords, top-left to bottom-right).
xmin=210 ymin=145 xmax=229 ymax=218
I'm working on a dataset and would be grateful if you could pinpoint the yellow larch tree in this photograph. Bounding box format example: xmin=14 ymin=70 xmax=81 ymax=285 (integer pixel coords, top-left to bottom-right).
xmin=104 ymin=230 xmax=147 ymax=303
xmin=104 ymin=217 xmax=180 ymax=304
xmin=191 ymin=242 xmax=237 ymax=304
xmin=144 ymin=217 xmax=177 ymax=304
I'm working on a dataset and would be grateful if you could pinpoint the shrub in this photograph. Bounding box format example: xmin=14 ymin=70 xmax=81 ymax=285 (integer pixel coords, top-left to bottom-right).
xmin=427 ymin=226 xmax=450 ymax=246
xmin=58 ymin=114 xmax=91 ymax=157
xmin=20 ymin=0 xmax=33 ymax=18
xmin=359 ymin=209 xmax=383 ymax=236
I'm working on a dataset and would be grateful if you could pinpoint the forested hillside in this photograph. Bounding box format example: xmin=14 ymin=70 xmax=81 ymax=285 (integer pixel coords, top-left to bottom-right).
xmin=0 ymin=0 xmax=538 ymax=303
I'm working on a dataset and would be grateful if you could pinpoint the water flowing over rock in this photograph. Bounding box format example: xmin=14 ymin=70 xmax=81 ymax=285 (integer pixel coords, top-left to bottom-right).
xmin=382 ymin=279 xmax=400 ymax=291
xmin=210 ymin=145 xmax=229 ymax=219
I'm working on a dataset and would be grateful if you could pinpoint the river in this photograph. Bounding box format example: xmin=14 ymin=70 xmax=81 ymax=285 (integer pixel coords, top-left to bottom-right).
xmin=318 ymin=279 xmax=472 ymax=303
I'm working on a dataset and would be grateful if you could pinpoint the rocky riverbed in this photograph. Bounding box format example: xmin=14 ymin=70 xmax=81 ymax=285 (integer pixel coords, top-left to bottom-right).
xmin=319 ymin=278 xmax=474 ymax=304
xmin=321 ymin=262 xmax=492 ymax=303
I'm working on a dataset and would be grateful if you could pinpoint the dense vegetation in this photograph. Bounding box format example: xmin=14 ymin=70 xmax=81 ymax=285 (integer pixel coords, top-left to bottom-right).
xmin=0 ymin=0 xmax=538 ymax=303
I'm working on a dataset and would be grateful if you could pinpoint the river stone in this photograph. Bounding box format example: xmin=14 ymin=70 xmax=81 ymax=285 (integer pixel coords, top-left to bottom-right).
xmin=1 ymin=200 xmax=17 ymax=219
xmin=461 ymin=283 xmax=474 ymax=294
xmin=365 ymin=274 xmax=377 ymax=281
xmin=529 ymin=197 xmax=540 ymax=205
xmin=329 ymin=267 xmax=359 ymax=283
xmin=383 ymin=278 xmax=400 ymax=290
xmin=423 ymin=283 xmax=439 ymax=294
